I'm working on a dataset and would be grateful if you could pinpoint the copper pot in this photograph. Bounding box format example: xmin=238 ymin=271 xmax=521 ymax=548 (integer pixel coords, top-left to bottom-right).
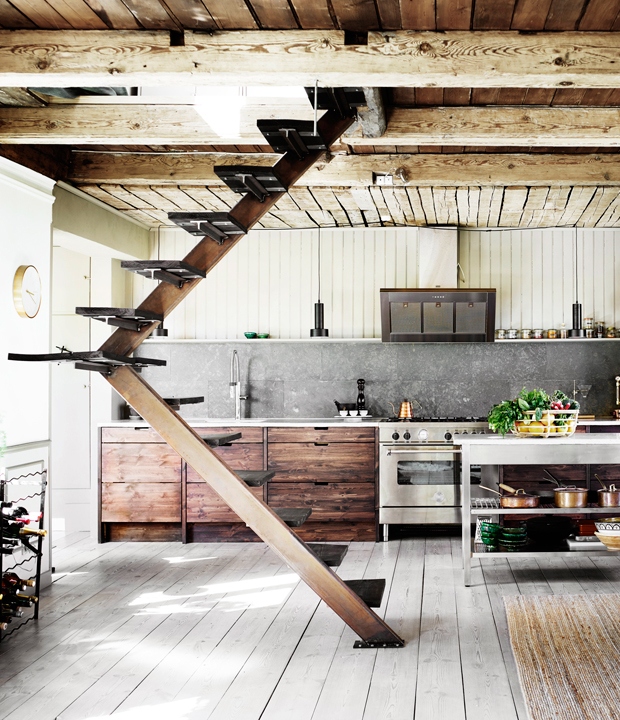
xmin=554 ymin=487 xmax=588 ymax=508
xmin=480 ymin=484 xmax=540 ymax=508
xmin=598 ymin=485 xmax=620 ymax=507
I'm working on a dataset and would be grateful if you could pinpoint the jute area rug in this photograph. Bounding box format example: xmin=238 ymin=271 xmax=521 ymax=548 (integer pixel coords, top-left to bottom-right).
xmin=504 ymin=594 xmax=620 ymax=720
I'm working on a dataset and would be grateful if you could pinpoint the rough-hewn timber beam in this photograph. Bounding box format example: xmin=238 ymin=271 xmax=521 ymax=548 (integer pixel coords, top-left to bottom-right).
xmin=0 ymin=87 xmax=46 ymax=107
xmin=70 ymin=152 xmax=620 ymax=188
xmin=7 ymin=104 xmax=620 ymax=146
xmin=1 ymin=30 xmax=620 ymax=88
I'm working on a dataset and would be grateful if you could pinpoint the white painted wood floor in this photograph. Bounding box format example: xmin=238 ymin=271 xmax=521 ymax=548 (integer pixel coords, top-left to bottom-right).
xmin=2 ymin=534 xmax=620 ymax=720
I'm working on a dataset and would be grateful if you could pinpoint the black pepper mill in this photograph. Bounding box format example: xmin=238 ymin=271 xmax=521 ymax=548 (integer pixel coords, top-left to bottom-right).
xmin=356 ymin=379 xmax=366 ymax=412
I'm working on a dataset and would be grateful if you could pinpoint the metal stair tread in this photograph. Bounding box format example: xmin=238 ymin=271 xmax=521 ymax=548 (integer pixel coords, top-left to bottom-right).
xmin=213 ymin=165 xmax=287 ymax=202
xmin=344 ymin=579 xmax=386 ymax=608
xmin=307 ymin=543 xmax=348 ymax=567
xmin=7 ymin=350 xmax=166 ymax=368
xmin=75 ymin=307 xmax=163 ymax=321
xmin=199 ymin=432 xmax=242 ymax=447
xmin=273 ymin=507 xmax=312 ymax=527
xmin=236 ymin=470 xmax=275 ymax=487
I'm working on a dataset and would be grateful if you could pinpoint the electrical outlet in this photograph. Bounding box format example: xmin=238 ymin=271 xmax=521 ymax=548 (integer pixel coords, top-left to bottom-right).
xmin=374 ymin=173 xmax=393 ymax=186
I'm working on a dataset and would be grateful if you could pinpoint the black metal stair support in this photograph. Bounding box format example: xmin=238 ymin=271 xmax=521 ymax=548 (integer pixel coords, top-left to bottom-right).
xmin=75 ymin=307 xmax=163 ymax=332
xmin=120 ymin=261 xmax=206 ymax=289
xmin=213 ymin=165 xmax=287 ymax=203
xmin=273 ymin=507 xmax=312 ymax=527
xmin=199 ymin=432 xmax=242 ymax=447
xmin=168 ymin=212 xmax=248 ymax=245
xmin=128 ymin=396 xmax=203 ymax=418
xmin=307 ymin=543 xmax=348 ymax=567
xmin=257 ymin=119 xmax=328 ymax=159
xmin=304 ymin=87 xmax=366 ymax=118
xmin=236 ymin=470 xmax=275 ymax=487
xmin=7 ymin=351 xmax=166 ymax=375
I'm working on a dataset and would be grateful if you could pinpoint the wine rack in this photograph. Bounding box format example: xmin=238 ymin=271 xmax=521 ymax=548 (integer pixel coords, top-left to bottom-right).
xmin=0 ymin=470 xmax=47 ymax=641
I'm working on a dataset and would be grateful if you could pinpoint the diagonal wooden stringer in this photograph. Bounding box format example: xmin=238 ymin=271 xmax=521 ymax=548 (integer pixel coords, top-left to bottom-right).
xmin=99 ymin=109 xmax=404 ymax=648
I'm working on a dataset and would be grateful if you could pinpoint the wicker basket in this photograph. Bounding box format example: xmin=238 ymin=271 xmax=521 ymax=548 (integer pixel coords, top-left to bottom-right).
xmin=511 ymin=409 xmax=579 ymax=438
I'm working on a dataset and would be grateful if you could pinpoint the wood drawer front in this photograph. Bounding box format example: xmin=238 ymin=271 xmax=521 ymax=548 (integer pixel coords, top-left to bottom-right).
xmin=102 ymin=482 xmax=180 ymax=522
xmin=268 ymin=442 xmax=374 ymax=483
xmin=185 ymin=444 xmax=264 ymax=481
xmin=187 ymin=483 xmax=264 ymax=522
xmin=102 ymin=427 xmax=164 ymax=443
xmin=193 ymin=427 xmax=264 ymax=443
xmin=268 ymin=482 xmax=375 ymax=522
xmin=268 ymin=427 xmax=374 ymax=443
xmin=102 ymin=444 xmax=181 ymax=483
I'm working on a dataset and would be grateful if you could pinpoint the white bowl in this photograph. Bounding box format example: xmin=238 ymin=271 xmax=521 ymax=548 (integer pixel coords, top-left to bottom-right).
xmin=339 ymin=410 xmax=348 ymax=417
xmin=359 ymin=410 xmax=369 ymax=417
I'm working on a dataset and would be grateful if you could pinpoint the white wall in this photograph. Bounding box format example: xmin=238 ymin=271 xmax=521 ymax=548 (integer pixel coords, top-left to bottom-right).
xmin=132 ymin=227 xmax=421 ymax=339
xmin=0 ymin=157 xmax=55 ymax=447
xmin=131 ymin=225 xmax=620 ymax=339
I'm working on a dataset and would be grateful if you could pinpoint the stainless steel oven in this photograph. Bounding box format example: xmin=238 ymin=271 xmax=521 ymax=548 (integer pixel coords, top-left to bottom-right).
xmin=378 ymin=419 xmax=488 ymax=540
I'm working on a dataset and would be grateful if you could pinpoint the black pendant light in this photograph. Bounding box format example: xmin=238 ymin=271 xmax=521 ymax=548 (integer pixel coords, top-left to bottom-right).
xmin=569 ymin=228 xmax=585 ymax=338
xmin=149 ymin=226 xmax=168 ymax=338
xmin=310 ymin=227 xmax=329 ymax=337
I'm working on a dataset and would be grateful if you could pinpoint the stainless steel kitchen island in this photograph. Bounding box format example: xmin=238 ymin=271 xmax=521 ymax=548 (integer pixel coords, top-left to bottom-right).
xmin=457 ymin=433 xmax=620 ymax=586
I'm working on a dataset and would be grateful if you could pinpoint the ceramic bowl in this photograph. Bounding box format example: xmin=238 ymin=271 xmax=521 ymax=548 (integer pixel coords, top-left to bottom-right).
xmin=595 ymin=518 xmax=620 ymax=532
xmin=595 ymin=532 xmax=620 ymax=551
xmin=258 ymin=333 xmax=269 ymax=339
xmin=244 ymin=332 xmax=257 ymax=339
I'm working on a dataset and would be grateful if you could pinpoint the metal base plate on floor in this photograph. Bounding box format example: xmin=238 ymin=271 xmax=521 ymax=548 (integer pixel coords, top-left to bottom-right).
xmin=353 ymin=639 xmax=405 ymax=649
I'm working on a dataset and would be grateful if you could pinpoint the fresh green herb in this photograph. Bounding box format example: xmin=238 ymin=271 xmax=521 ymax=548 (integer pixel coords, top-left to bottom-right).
xmin=487 ymin=399 xmax=524 ymax=437
xmin=488 ymin=387 xmax=579 ymax=436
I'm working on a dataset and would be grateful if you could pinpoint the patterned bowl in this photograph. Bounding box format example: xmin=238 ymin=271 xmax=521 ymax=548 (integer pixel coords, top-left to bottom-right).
xmin=595 ymin=518 xmax=620 ymax=532
xmin=595 ymin=532 xmax=620 ymax=551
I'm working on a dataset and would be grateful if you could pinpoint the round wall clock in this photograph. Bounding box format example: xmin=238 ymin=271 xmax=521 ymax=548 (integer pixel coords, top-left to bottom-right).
xmin=13 ymin=265 xmax=42 ymax=319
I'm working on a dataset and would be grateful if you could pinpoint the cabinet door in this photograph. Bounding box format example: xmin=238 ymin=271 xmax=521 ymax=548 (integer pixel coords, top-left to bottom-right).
xmin=101 ymin=442 xmax=182 ymax=522
xmin=268 ymin=482 xmax=375 ymax=522
xmin=268 ymin=442 xmax=374 ymax=483
xmin=187 ymin=484 xmax=264 ymax=522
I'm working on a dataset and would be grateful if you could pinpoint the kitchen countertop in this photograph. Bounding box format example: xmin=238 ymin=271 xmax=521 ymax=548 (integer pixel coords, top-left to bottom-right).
xmin=101 ymin=416 xmax=620 ymax=428
xmin=455 ymin=433 xmax=620 ymax=445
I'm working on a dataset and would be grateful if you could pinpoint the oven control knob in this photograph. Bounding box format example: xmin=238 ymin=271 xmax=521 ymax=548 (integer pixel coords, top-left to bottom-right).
xmin=391 ymin=432 xmax=400 ymax=440
xmin=418 ymin=428 xmax=429 ymax=441
xmin=479 ymin=429 xmax=485 ymax=434
xmin=453 ymin=430 xmax=460 ymax=435
xmin=444 ymin=432 xmax=452 ymax=441
xmin=403 ymin=431 xmax=411 ymax=440
xmin=471 ymin=430 xmax=477 ymax=435
xmin=462 ymin=430 xmax=468 ymax=434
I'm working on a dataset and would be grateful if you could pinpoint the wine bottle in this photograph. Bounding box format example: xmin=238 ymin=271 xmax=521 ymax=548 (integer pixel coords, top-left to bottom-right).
xmin=1 ymin=523 xmax=46 ymax=539
xmin=0 ymin=622 xmax=8 ymax=631
xmin=1 ymin=606 xmax=24 ymax=618
xmin=2 ymin=593 xmax=37 ymax=608
xmin=2 ymin=572 xmax=35 ymax=589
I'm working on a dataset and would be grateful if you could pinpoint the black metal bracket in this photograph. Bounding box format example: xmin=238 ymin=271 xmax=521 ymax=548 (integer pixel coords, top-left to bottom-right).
xmin=257 ymin=119 xmax=328 ymax=159
xmin=214 ymin=165 xmax=287 ymax=203
xmin=304 ymin=87 xmax=366 ymax=119
xmin=76 ymin=308 xmax=163 ymax=333
xmin=168 ymin=212 xmax=248 ymax=245
xmin=120 ymin=261 xmax=206 ymax=287
xmin=353 ymin=639 xmax=405 ymax=649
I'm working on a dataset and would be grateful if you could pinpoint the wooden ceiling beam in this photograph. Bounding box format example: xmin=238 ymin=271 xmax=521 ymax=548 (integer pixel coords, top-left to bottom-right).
xmin=69 ymin=152 xmax=620 ymax=187
xmin=1 ymin=30 xmax=620 ymax=87
xmin=7 ymin=104 xmax=620 ymax=146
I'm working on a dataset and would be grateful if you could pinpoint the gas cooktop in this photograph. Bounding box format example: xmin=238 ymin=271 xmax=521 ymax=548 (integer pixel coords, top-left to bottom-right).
xmin=380 ymin=416 xmax=485 ymax=423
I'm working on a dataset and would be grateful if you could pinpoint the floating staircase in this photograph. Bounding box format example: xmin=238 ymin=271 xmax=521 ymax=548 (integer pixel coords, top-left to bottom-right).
xmin=75 ymin=307 xmax=163 ymax=332
xmin=213 ymin=166 xmax=287 ymax=203
xmin=7 ymin=350 xmax=166 ymax=375
xmin=120 ymin=260 xmax=206 ymax=288
xmin=9 ymin=97 xmax=404 ymax=649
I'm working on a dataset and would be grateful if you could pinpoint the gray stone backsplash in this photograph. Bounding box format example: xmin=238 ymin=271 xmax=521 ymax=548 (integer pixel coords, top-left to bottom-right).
xmin=135 ymin=341 xmax=620 ymax=420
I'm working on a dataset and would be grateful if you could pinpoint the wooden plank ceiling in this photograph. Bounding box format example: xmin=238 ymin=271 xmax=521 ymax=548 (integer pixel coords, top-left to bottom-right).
xmin=2 ymin=0 xmax=620 ymax=228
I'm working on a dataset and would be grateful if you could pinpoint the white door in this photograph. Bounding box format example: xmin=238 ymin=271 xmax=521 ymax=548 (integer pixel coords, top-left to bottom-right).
xmin=51 ymin=246 xmax=91 ymax=534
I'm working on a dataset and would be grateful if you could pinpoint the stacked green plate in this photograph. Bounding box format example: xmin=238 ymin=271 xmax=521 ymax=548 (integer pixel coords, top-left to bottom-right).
xmin=480 ymin=522 xmax=502 ymax=548
xmin=498 ymin=526 xmax=528 ymax=552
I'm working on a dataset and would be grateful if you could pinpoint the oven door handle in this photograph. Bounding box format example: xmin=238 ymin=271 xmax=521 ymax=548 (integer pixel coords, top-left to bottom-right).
xmin=386 ymin=448 xmax=461 ymax=455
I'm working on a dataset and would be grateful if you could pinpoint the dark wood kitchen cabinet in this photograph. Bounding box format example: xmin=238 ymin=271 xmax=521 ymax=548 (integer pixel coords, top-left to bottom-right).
xmin=266 ymin=426 xmax=376 ymax=541
xmin=99 ymin=424 xmax=378 ymax=542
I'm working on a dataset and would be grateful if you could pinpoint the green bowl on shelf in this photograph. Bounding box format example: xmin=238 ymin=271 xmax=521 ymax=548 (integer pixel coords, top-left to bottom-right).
xmin=257 ymin=333 xmax=269 ymax=339
xmin=244 ymin=332 xmax=257 ymax=339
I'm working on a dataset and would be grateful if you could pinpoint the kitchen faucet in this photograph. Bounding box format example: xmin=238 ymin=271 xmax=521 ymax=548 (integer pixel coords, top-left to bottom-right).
xmin=230 ymin=350 xmax=248 ymax=421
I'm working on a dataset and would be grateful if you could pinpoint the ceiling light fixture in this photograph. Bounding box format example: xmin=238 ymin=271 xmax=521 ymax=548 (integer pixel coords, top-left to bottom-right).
xmin=151 ymin=226 xmax=168 ymax=337
xmin=569 ymin=227 xmax=585 ymax=338
xmin=310 ymin=227 xmax=329 ymax=338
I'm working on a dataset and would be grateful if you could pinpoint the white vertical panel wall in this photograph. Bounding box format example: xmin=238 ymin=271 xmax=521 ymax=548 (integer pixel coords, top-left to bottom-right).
xmin=132 ymin=227 xmax=420 ymax=339
xmin=131 ymin=226 xmax=620 ymax=339
xmin=459 ymin=228 xmax=620 ymax=331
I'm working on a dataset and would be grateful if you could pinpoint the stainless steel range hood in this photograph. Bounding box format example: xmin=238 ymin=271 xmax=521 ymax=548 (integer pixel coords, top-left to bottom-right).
xmin=380 ymin=228 xmax=496 ymax=343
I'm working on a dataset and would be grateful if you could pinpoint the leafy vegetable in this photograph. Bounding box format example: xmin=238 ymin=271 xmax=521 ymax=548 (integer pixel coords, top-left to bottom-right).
xmin=487 ymin=387 xmax=579 ymax=436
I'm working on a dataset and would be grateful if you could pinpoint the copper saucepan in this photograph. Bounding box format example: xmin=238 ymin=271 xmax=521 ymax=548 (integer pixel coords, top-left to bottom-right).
xmin=544 ymin=469 xmax=588 ymax=508
xmin=480 ymin=484 xmax=540 ymax=508
xmin=595 ymin=474 xmax=620 ymax=507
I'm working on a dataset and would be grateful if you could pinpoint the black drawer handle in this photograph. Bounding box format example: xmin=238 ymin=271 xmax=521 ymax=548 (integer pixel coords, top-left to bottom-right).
xmin=314 ymin=442 xmax=329 ymax=446
xmin=315 ymin=481 xmax=329 ymax=486
xmin=314 ymin=427 xmax=328 ymax=430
